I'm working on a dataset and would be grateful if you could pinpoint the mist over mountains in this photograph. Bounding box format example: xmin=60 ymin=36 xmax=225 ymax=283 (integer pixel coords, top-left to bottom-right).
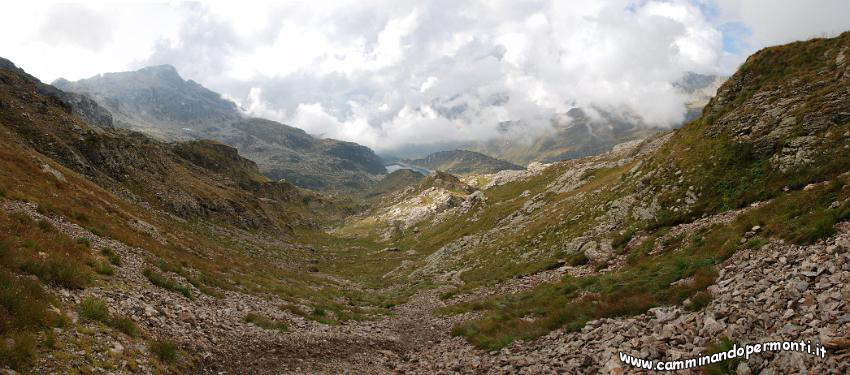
xmin=53 ymin=62 xmax=725 ymax=179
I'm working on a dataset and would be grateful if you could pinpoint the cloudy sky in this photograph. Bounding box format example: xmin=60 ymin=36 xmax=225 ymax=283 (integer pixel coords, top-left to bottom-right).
xmin=2 ymin=1 xmax=850 ymax=152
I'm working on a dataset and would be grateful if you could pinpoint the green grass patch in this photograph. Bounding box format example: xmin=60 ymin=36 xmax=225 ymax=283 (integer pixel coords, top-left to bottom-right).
xmin=704 ymin=337 xmax=742 ymax=375
xmin=89 ymin=259 xmax=114 ymax=276
xmin=149 ymin=339 xmax=177 ymax=363
xmin=110 ymin=315 xmax=140 ymax=338
xmin=143 ymin=268 xmax=193 ymax=299
xmin=0 ymin=332 xmax=36 ymax=371
xmin=244 ymin=313 xmax=288 ymax=332
xmin=78 ymin=297 xmax=110 ymax=323
xmin=20 ymin=258 xmax=93 ymax=289
xmin=101 ymin=247 xmax=122 ymax=266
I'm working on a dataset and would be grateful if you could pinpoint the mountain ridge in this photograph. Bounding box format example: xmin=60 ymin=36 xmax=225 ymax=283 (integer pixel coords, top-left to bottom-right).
xmin=53 ymin=66 xmax=387 ymax=192
xmin=402 ymin=149 xmax=524 ymax=175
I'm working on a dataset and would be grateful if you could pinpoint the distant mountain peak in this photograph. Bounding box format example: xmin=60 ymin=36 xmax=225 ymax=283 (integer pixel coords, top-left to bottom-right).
xmin=51 ymin=64 xmax=387 ymax=192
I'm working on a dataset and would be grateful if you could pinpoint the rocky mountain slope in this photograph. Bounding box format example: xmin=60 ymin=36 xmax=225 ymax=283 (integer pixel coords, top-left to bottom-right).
xmin=1 ymin=31 xmax=849 ymax=375
xmin=53 ymin=66 xmax=385 ymax=192
xmin=341 ymin=32 xmax=850 ymax=373
xmin=0 ymin=59 xmax=401 ymax=373
xmin=402 ymin=150 xmax=523 ymax=175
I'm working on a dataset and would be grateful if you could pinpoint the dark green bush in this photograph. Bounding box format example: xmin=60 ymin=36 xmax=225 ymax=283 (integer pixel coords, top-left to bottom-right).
xmin=143 ymin=269 xmax=192 ymax=299
xmin=78 ymin=297 xmax=109 ymax=323
xmin=149 ymin=340 xmax=177 ymax=362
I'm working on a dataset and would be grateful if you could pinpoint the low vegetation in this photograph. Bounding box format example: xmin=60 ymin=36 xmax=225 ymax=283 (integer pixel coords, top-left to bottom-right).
xmin=142 ymin=268 xmax=193 ymax=299
xmin=244 ymin=313 xmax=288 ymax=332
xmin=704 ymin=337 xmax=742 ymax=375
xmin=78 ymin=297 xmax=110 ymax=322
xmin=445 ymin=175 xmax=849 ymax=349
xmin=78 ymin=297 xmax=140 ymax=337
xmin=149 ymin=339 xmax=178 ymax=363
xmin=101 ymin=247 xmax=122 ymax=266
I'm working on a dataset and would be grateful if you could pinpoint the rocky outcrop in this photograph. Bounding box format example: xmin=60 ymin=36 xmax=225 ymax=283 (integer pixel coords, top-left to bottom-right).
xmin=703 ymin=33 xmax=850 ymax=169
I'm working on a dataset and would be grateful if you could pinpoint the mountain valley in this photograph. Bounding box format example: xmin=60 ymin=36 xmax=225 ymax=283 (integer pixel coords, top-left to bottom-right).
xmin=0 ymin=30 xmax=849 ymax=375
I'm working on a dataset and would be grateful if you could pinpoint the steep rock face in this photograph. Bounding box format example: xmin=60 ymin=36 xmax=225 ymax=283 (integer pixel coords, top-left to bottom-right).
xmin=53 ymin=66 xmax=386 ymax=192
xmin=403 ymin=150 xmax=523 ymax=175
xmin=638 ymin=31 xmax=850 ymax=225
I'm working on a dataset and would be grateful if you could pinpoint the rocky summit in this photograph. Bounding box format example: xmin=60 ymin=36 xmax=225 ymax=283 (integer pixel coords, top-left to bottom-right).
xmin=1 ymin=24 xmax=850 ymax=375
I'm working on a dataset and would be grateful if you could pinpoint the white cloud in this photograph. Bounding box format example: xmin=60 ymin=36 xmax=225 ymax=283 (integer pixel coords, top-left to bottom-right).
xmin=3 ymin=0 xmax=850 ymax=153
xmin=713 ymin=0 xmax=850 ymax=48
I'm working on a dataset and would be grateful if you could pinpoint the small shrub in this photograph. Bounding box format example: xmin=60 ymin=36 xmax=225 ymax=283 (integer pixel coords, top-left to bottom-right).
xmin=149 ymin=340 xmax=177 ymax=363
xmin=705 ymin=337 xmax=742 ymax=375
xmin=312 ymin=308 xmax=326 ymax=316
xmin=612 ymin=228 xmax=636 ymax=251
xmin=110 ymin=316 xmax=139 ymax=338
xmin=78 ymin=297 xmax=109 ymax=323
xmin=75 ymin=237 xmax=91 ymax=248
xmin=44 ymin=329 xmax=56 ymax=349
xmin=685 ymin=291 xmax=712 ymax=311
xmin=143 ymin=269 xmax=192 ymax=299
xmin=156 ymin=260 xmax=183 ymax=274
xmin=0 ymin=270 xmax=58 ymax=333
xmin=186 ymin=277 xmax=223 ymax=298
xmin=21 ymin=259 xmax=93 ymax=289
xmin=101 ymin=248 xmax=121 ymax=266
xmin=90 ymin=259 xmax=114 ymax=276
xmin=0 ymin=332 xmax=36 ymax=370
xmin=87 ymin=227 xmax=103 ymax=237
xmin=37 ymin=219 xmax=54 ymax=232
xmin=566 ymin=252 xmax=589 ymax=267
xmin=244 ymin=313 xmax=288 ymax=332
